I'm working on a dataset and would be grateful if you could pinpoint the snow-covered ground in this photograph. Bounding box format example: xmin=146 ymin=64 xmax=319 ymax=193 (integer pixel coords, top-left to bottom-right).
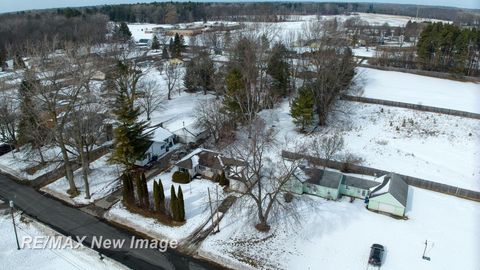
xmin=41 ymin=155 xmax=122 ymax=205
xmin=0 ymin=211 xmax=127 ymax=270
xmin=357 ymin=67 xmax=480 ymax=114
xmin=258 ymin=98 xmax=480 ymax=191
xmin=0 ymin=147 xmax=63 ymax=181
xmin=105 ymin=168 xmax=225 ymax=242
xmin=200 ymin=186 xmax=479 ymax=270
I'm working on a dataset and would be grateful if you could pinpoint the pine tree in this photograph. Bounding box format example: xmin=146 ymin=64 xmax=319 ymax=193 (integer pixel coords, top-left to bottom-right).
xmin=158 ymin=179 xmax=165 ymax=213
xmin=135 ymin=174 xmax=143 ymax=207
xmin=153 ymin=180 xmax=165 ymax=213
xmin=177 ymin=186 xmax=185 ymax=222
xmin=171 ymin=33 xmax=185 ymax=58
xmin=223 ymin=68 xmax=245 ymax=119
xmin=141 ymin=173 xmax=150 ymax=209
xmin=116 ymin=22 xmax=132 ymax=41
xmin=110 ymin=63 xmax=153 ymax=171
xmin=219 ymin=170 xmax=228 ymax=186
xmin=290 ymin=86 xmax=315 ymax=132
xmin=170 ymin=185 xmax=178 ymax=221
xmin=153 ymin=181 xmax=159 ymax=211
xmin=267 ymin=42 xmax=290 ymax=97
xmin=122 ymin=173 xmax=134 ymax=205
xmin=151 ymin=35 xmax=160 ymax=50
xmin=161 ymin=46 xmax=169 ymax=60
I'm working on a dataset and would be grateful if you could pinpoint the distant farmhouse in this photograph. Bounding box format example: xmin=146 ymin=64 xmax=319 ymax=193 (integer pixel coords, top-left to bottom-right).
xmin=287 ymin=167 xmax=409 ymax=217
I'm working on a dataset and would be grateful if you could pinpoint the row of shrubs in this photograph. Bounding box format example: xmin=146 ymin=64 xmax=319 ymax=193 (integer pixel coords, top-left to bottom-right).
xmin=172 ymin=170 xmax=230 ymax=187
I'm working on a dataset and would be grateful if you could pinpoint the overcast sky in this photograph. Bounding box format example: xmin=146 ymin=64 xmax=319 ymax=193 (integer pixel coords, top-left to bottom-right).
xmin=0 ymin=0 xmax=478 ymax=14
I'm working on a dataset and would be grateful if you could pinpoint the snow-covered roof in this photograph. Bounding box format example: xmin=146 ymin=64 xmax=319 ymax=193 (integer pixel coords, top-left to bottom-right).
xmin=370 ymin=173 xmax=409 ymax=207
xmin=148 ymin=126 xmax=174 ymax=143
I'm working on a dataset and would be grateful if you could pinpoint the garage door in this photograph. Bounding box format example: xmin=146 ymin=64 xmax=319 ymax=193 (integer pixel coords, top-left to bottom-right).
xmin=378 ymin=203 xmax=396 ymax=214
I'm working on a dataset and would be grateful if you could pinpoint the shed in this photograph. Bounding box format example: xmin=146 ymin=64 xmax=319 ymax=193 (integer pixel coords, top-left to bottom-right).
xmin=367 ymin=173 xmax=409 ymax=217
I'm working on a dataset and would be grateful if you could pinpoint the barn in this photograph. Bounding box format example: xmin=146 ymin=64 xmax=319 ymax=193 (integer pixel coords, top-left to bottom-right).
xmin=367 ymin=173 xmax=409 ymax=217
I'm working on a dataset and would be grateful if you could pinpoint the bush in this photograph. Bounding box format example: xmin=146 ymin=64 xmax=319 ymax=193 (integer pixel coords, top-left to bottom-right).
xmin=172 ymin=171 xmax=190 ymax=184
xmin=284 ymin=192 xmax=293 ymax=203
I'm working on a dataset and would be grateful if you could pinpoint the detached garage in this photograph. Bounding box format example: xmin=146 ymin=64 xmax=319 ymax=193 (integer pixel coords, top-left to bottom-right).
xmin=367 ymin=173 xmax=409 ymax=217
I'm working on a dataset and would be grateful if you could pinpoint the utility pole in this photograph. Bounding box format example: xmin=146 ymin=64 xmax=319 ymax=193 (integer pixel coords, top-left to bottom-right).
xmin=9 ymin=201 xmax=20 ymax=250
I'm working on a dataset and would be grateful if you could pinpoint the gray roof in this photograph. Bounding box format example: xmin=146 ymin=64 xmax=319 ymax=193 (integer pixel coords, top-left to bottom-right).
xmin=342 ymin=176 xmax=381 ymax=190
xmin=370 ymin=173 xmax=409 ymax=207
xmin=303 ymin=168 xmax=343 ymax=189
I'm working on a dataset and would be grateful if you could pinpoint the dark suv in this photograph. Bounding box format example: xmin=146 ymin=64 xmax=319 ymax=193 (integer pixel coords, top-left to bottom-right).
xmin=369 ymin=244 xmax=384 ymax=266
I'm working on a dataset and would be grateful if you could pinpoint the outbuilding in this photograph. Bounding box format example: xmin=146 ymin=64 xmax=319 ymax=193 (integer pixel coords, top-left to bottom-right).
xmin=367 ymin=173 xmax=409 ymax=217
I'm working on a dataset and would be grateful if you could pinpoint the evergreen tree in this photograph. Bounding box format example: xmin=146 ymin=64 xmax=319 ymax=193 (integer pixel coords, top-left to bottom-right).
xmin=223 ymin=68 xmax=245 ymax=119
xmin=161 ymin=46 xmax=169 ymax=60
xmin=141 ymin=173 xmax=150 ymax=209
xmin=122 ymin=173 xmax=135 ymax=205
xmin=158 ymin=179 xmax=165 ymax=212
xmin=170 ymin=185 xmax=178 ymax=221
xmin=153 ymin=181 xmax=159 ymax=211
xmin=153 ymin=179 xmax=165 ymax=213
xmin=135 ymin=174 xmax=143 ymax=206
xmin=290 ymin=86 xmax=315 ymax=132
xmin=219 ymin=170 xmax=228 ymax=186
xmin=177 ymin=186 xmax=185 ymax=222
xmin=110 ymin=64 xmax=153 ymax=171
xmin=151 ymin=35 xmax=160 ymax=50
xmin=171 ymin=33 xmax=185 ymax=58
xmin=116 ymin=22 xmax=132 ymax=41
xmin=267 ymin=42 xmax=290 ymax=97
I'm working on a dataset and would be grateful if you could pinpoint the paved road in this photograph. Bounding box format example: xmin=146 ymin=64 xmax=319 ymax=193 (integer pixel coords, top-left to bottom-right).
xmin=0 ymin=174 xmax=225 ymax=270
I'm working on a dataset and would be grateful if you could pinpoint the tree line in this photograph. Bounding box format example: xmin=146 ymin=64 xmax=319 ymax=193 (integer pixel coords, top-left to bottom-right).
xmin=371 ymin=22 xmax=479 ymax=76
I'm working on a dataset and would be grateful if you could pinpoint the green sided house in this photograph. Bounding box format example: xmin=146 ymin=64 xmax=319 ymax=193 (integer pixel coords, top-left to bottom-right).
xmin=340 ymin=175 xmax=380 ymax=200
xmin=367 ymin=173 xmax=409 ymax=217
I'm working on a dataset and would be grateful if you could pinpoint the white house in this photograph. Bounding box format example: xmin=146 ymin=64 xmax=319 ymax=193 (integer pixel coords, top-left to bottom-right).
xmin=136 ymin=126 xmax=175 ymax=166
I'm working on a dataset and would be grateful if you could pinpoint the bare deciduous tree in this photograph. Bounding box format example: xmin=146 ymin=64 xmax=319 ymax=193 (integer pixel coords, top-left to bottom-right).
xmin=0 ymin=91 xmax=19 ymax=149
xmin=161 ymin=61 xmax=181 ymax=100
xmin=66 ymin=97 xmax=107 ymax=200
xmin=194 ymin=99 xmax=231 ymax=144
xmin=138 ymin=79 xmax=164 ymax=120
xmin=311 ymin=131 xmax=345 ymax=168
xmin=228 ymin=119 xmax=304 ymax=231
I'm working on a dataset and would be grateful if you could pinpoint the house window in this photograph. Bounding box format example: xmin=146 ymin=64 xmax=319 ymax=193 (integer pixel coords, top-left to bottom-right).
xmin=362 ymin=190 xmax=366 ymax=196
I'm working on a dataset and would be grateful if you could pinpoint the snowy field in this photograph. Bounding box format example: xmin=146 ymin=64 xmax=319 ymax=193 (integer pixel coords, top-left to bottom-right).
xmin=41 ymin=154 xmax=122 ymax=205
xmin=105 ymin=168 xmax=225 ymax=242
xmin=258 ymin=99 xmax=480 ymax=191
xmin=357 ymin=67 xmax=480 ymax=114
xmin=200 ymin=187 xmax=480 ymax=270
xmin=0 ymin=211 xmax=127 ymax=270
